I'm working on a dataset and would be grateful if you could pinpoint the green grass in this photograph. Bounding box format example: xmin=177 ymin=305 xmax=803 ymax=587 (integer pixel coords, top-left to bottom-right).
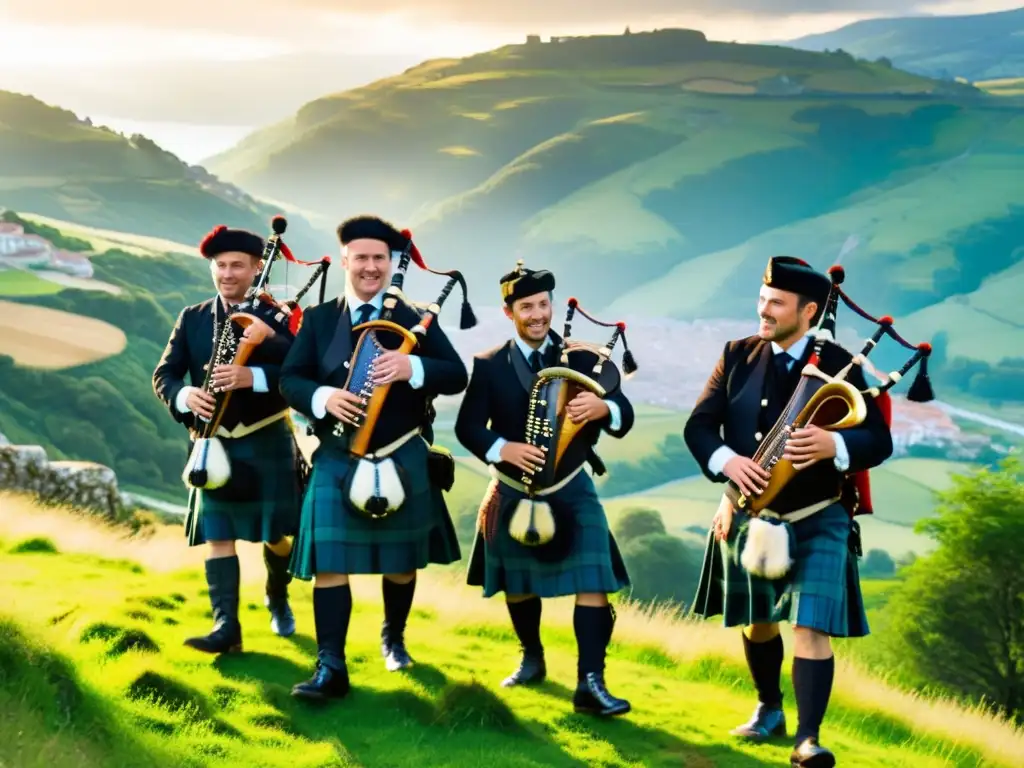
xmin=2 ymin=500 xmax=1021 ymax=768
xmin=0 ymin=269 xmax=65 ymax=297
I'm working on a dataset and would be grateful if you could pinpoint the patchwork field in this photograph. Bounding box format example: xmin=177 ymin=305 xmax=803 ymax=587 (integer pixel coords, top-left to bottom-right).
xmin=0 ymin=298 xmax=127 ymax=368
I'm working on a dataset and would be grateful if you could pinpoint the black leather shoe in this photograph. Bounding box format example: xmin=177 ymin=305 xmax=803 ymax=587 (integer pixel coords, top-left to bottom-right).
xmin=265 ymin=594 xmax=296 ymax=637
xmin=184 ymin=625 xmax=242 ymax=654
xmin=790 ymin=737 xmax=835 ymax=767
xmin=381 ymin=638 xmax=414 ymax=671
xmin=730 ymin=702 xmax=787 ymax=741
xmin=291 ymin=661 xmax=350 ymax=701
xmin=501 ymin=653 xmax=546 ymax=687
xmin=573 ymin=672 xmax=630 ymax=716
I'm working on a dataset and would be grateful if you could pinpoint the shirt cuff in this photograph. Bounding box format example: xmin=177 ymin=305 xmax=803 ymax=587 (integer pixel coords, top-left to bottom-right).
xmin=832 ymin=432 xmax=850 ymax=472
xmin=485 ymin=437 xmax=507 ymax=464
xmin=175 ymin=386 xmax=197 ymax=414
xmin=604 ymin=399 xmax=622 ymax=432
xmin=249 ymin=367 xmax=268 ymax=393
xmin=311 ymin=386 xmax=339 ymax=420
xmin=708 ymin=445 xmax=738 ymax=477
xmin=408 ymin=355 xmax=425 ymax=390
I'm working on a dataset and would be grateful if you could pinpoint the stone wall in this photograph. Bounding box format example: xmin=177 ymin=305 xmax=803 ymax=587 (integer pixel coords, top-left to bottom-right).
xmin=0 ymin=431 xmax=126 ymax=519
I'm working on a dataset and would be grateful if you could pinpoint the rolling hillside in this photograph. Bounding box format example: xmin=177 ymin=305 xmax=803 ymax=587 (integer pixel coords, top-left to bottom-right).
xmin=203 ymin=29 xmax=1022 ymax=343
xmin=784 ymin=7 xmax=1024 ymax=82
xmin=0 ymin=90 xmax=333 ymax=259
xmin=3 ymin=491 xmax=1023 ymax=768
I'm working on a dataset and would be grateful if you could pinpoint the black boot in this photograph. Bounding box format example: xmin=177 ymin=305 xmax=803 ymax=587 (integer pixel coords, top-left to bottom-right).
xmin=502 ymin=596 xmax=546 ymax=687
xmin=263 ymin=542 xmax=295 ymax=637
xmin=292 ymin=584 xmax=351 ymax=701
xmin=381 ymin=576 xmax=415 ymax=671
xmin=185 ymin=556 xmax=242 ymax=654
xmin=572 ymin=604 xmax=630 ymax=717
xmin=731 ymin=632 xmax=787 ymax=740
xmin=790 ymin=656 xmax=836 ymax=767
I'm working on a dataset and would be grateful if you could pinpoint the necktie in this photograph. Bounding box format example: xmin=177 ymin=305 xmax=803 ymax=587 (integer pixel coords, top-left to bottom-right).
xmin=774 ymin=350 xmax=793 ymax=376
xmin=530 ymin=349 xmax=544 ymax=373
xmin=355 ymin=303 xmax=374 ymax=326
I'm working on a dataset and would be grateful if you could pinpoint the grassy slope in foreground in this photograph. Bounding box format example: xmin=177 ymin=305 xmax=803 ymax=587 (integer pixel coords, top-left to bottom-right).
xmin=2 ymin=493 xmax=1022 ymax=768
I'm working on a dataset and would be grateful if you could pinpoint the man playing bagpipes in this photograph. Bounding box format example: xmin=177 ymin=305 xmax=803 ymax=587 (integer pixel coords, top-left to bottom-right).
xmin=685 ymin=255 xmax=934 ymax=766
xmin=455 ymin=259 xmax=638 ymax=717
xmin=152 ymin=221 xmax=325 ymax=653
xmin=279 ymin=214 xmax=473 ymax=701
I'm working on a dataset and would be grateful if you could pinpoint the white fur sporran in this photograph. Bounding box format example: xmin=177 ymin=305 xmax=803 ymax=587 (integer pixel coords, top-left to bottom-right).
xmin=347 ymin=456 xmax=406 ymax=519
xmin=740 ymin=516 xmax=794 ymax=580
xmin=183 ymin=436 xmax=231 ymax=490
xmin=509 ymin=498 xmax=556 ymax=546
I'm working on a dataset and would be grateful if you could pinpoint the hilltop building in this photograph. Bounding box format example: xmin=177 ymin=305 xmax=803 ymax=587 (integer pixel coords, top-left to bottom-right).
xmin=0 ymin=222 xmax=94 ymax=279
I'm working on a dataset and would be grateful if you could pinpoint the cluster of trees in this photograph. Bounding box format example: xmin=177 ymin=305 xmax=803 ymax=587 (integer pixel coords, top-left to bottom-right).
xmin=612 ymin=507 xmax=704 ymax=613
xmin=867 ymin=456 xmax=1024 ymax=722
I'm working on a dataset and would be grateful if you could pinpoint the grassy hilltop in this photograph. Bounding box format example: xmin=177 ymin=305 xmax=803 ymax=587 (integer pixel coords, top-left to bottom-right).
xmin=0 ymin=90 xmax=333 ymax=258
xmin=3 ymin=490 xmax=1024 ymax=768
xmin=202 ymin=28 xmax=1024 ymax=388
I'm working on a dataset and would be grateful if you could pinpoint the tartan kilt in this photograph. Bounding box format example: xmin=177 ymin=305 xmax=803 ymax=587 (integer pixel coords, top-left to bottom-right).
xmin=289 ymin=436 xmax=461 ymax=579
xmin=183 ymin=418 xmax=301 ymax=546
xmin=466 ymin=469 xmax=631 ymax=599
xmin=690 ymin=501 xmax=870 ymax=638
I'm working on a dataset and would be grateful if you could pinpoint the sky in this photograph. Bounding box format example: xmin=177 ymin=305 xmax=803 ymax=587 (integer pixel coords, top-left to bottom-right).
xmin=0 ymin=0 xmax=1019 ymax=162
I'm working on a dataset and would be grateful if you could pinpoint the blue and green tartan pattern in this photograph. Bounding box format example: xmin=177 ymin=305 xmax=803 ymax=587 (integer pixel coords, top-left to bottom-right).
xmin=184 ymin=418 xmax=301 ymax=546
xmin=690 ymin=501 xmax=870 ymax=638
xmin=466 ymin=470 xmax=631 ymax=599
xmin=289 ymin=436 xmax=460 ymax=579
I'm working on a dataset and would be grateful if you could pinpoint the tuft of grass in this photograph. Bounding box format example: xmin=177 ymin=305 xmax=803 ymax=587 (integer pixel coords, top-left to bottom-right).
xmin=10 ymin=536 xmax=59 ymax=554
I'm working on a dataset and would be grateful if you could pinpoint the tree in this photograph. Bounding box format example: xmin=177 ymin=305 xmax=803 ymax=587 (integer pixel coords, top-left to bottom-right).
xmin=613 ymin=507 xmax=666 ymax=543
xmin=879 ymin=455 xmax=1024 ymax=719
xmin=860 ymin=549 xmax=895 ymax=578
xmin=619 ymin=533 xmax=703 ymax=610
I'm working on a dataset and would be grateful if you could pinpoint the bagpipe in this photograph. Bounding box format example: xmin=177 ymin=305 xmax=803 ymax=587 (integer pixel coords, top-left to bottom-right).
xmin=332 ymin=229 xmax=475 ymax=520
xmin=182 ymin=215 xmax=331 ymax=494
xmin=508 ymin=296 xmax=638 ymax=549
xmin=725 ymin=264 xmax=934 ymax=579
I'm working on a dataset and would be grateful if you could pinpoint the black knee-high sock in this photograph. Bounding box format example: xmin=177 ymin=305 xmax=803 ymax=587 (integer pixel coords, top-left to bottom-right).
xmin=381 ymin=576 xmax=416 ymax=644
xmin=743 ymin=632 xmax=784 ymax=708
xmin=205 ymin=555 xmax=241 ymax=634
xmin=792 ymin=656 xmax=835 ymax=742
xmin=574 ymin=604 xmax=614 ymax=681
xmin=313 ymin=585 xmax=351 ymax=670
xmin=506 ymin=597 xmax=543 ymax=657
xmin=263 ymin=542 xmax=292 ymax=600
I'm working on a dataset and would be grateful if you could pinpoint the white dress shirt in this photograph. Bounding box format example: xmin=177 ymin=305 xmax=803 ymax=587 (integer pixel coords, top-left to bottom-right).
xmin=706 ymin=333 xmax=850 ymax=477
xmin=484 ymin=334 xmax=623 ymax=464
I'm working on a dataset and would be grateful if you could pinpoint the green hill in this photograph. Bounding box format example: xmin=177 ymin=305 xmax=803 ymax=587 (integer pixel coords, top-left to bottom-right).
xmin=3 ymin=492 xmax=1022 ymax=768
xmin=204 ymin=30 xmax=1022 ymax=342
xmin=0 ymin=90 xmax=332 ymax=258
xmin=784 ymin=7 xmax=1024 ymax=82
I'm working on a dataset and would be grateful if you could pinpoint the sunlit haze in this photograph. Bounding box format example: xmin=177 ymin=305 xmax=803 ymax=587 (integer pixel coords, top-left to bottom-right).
xmin=0 ymin=0 xmax=1017 ymax=162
